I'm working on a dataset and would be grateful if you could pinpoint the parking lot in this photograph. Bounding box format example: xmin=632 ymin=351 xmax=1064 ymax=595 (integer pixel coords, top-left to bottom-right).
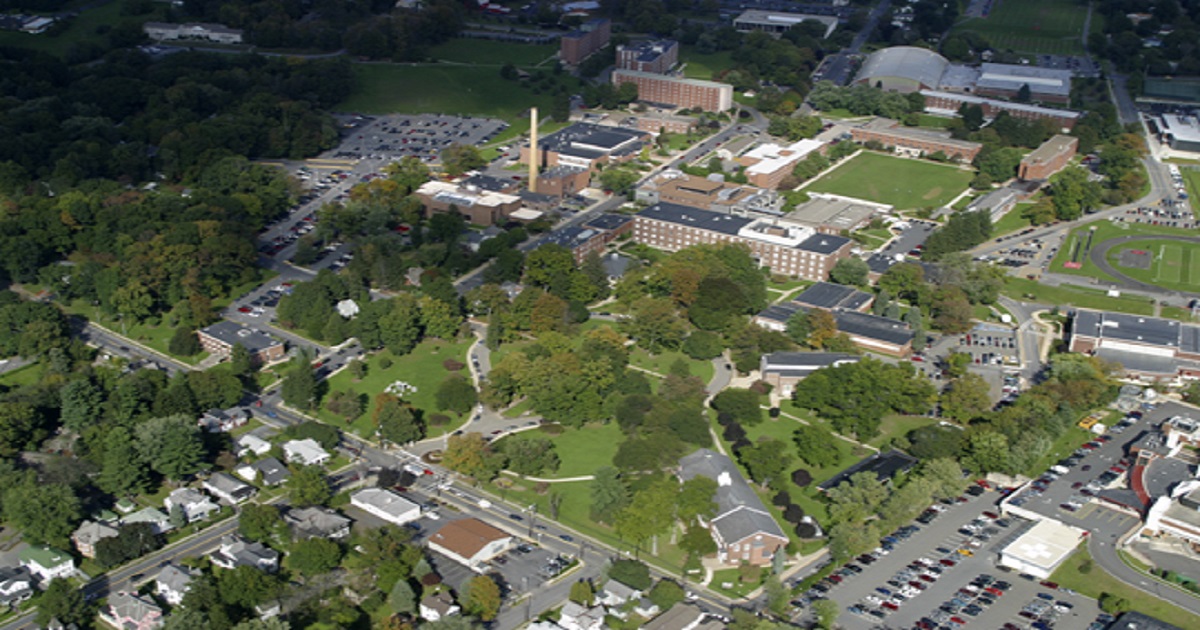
xmin=866 ymin=221 xmax=938 ymax=275
xmin=333 ymin=113 xmax=508 ymax=163
xmin=802 ymin=485 xmax=1109 ymax=629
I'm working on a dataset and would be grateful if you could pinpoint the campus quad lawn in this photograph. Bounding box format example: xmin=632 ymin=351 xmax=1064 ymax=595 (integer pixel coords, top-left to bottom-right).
xmin=493 ymin=422 xmax=623 ymax=479
xmin=337 ymin=64 xmax=559 ymax=118
xmin=679 ymin=47 xmax=736 ymax=81
xmin=803 ymin=152 xmax=973 ymax=209
xmin=628 ymin=348 xmax=714 ymax=383
xmin=1050 ymin=546 xmax=1200 ymax=628
xmin=953 ymin=0 xmax=1088 ymax=55
xmin=1102 ymin=238 xmax=1200 ymax=293
xmin=317 ymin=338 xmax=473 ymax=439
xmin=427 ymin=38 xmax=557 ymax=66
xmin=1182 ymin=168 xmax=1200 ymax=220
xmin=1049 ymin=219 xmax=1199 ymax=285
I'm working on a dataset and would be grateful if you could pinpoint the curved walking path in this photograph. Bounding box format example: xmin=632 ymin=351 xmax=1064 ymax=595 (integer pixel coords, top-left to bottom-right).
xmin=1088 ymin=233 xmax=1200 ymax=297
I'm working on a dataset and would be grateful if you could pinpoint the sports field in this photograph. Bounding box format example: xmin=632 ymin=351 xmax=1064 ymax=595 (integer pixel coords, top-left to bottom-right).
xmin=802 ymin=152 xmax=973 ymax=209
xmin=337 ymin=64 xmax=560 ymax=117
xmin=428 ymin=38 xmax=557 ymax=67
xmin=1109 ymin=238 xmax=1200 ymax=292
xmin=953 ymin=0 xmax=1088 ymax=55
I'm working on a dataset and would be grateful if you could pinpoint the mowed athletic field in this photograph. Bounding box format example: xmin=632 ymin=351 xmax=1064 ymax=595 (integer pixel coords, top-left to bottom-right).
xmin=802 ymin=152 xmax=973 ymax=209
xmin=1109 ymin=238 xmax=1200 ymax=292
xmin=953 ymin=0 xmax=1088 ymax=55
xmin=338 ymin=64 xmax=559 ymax=117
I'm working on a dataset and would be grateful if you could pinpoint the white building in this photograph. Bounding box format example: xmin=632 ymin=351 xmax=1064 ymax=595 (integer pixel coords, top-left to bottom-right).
xmin=142 ymin=22 xmax=244 ymax=44
xmin=164 ymin=488 xmax=220 ymax=523
xmin=282 ymin=438 xmax=331 ymax=467
xmin=18 ymin=546 xmax=75 ymax=586
xmin=350 ymin=488 xmax=421 ymax=526
xmin=427 ymin=518 xmax=514 ymax=572
xmin=998 ymin=518 xmax=1086 ymax=578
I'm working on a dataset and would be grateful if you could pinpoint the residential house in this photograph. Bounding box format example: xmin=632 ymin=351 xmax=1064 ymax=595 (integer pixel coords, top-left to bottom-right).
xmin=155 ymin=564 xmax=196 ymax=607
xmin=119 ymin=508 xmax=172 ymax=534
xmin=285 ymin=507 xmax=352 ymax=540
xmin=234 ymin=434 xmax=272 ymax=458
xmin=98 ymin=592 xmax=163 ymax=630
xmin=282 ymin=439 xmax=330 ymax=467
xmin=0 ymin=566 xmax=34 ymax=609
xmin=164 ymin=488 xmax=219 ymax=524
xmin=203 ymin=473 xmax=257 ymax=504
xmin=72 ymin=521 xmax=119 ymax=559
xmin=211 ymin=535 xmax=279 ymax=572
xmin=418 ymin=591 xmax=460 ymax=622
xmin=198 ymin=407 xmax=250 ymax=433
xmin=558 ymin=601 xmax=605 ymax=630
xmin=350 ymin=488 xmax=421 ymax=526
xmin=634 ymin=598 xmax=661 ymax=618
xmin=19 ymin=546 xmax=75 ymax=586
xmin=235 ymin=458 xmax=291 ymax=487
xmin=677 ymin=450 xmax=788 ymax=566
xmin=597 ymin=579 xmax=640 ymax=607
xmin=643 ymin=602 xmax=722 ymax=630
xmin=427 ymin=518 xmax=513 ymax=572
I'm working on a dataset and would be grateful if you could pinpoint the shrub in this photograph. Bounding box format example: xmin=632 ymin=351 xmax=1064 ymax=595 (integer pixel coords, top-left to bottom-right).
xmin=772 ymin=491 xmax=791 ymax=507
xmin=783 ymin=504 xmax=806 ymax=523
xmin=748 ymin=380 xmax=773 ymax=395
xmin=723 ymin=422 xmax=746 ymax=442
xmin=540 ymin=423 xmax=565 ymax=436
xmin=534 ymin=482 xmax=550 ymax=495
xmin=428 ymin=413 xmax=451 ymax=426
xmin=791 ymin=469 xmax=813 ymax=487
xmin=795 ymin=522 xmax=819 ymax=538
xmin=379 ymin=356 xmax=394 ymax=370
xmin=443 ymin=358 xmax=465 ymax=371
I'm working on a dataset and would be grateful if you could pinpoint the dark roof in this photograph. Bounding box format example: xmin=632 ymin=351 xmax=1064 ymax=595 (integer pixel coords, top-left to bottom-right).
xmin=793 ymin=282 xmax=870 ymax=310
xmin=585 ymin=213 xmax=634 ymax=231
xmin=461 ymin=174 xmax=514 ymax=192
xmin=540 ymin=122 xmax=644 ymax=154
xmin=1072 ymin=309 xmax=1181 ymax=348
xmin=834 ymin=310 xmax=914 ymax=346
xmin=538 ymin=226 xmax=599 ymax=251
xmin=818 ymin=449 xmax=917 ymax=490
xmin=755 ymin=302 xmax=803 ymax=324
xmin=797 ymin=233 xmax=852 ymax=254
xmin=637 ymin=203 xmax=751 ymax=236
xmin=678 ymin=449 xmax=786 ymax=543
xmin=761 ymin=352 xmax=860 ymax=376
xmin=199 ymin=321 xmax=282 ymax=353
xmin=866 ymin=252 xmax=900 ymax=274
xmin=1109 ymin=611 xmax=1185 ymax=630
xmin=1096 ymin=488 xmax=1147 ymax=511
xmin=622 ymin=39 xmax=677 ymax=63
xmin=1094 ymin=348 xmax=1179 ymax=376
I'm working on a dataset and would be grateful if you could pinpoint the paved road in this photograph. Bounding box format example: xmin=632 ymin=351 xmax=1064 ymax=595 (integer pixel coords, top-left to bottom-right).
xmin=1088 ymin=233 xmax=1200 ymax=297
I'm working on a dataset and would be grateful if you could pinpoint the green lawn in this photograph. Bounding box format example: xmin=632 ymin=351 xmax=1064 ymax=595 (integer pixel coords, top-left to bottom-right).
xmin=992 ymin=204 xmax=1035 ymax=236
xmin=708 ymin=568 xmax=763 ymax=598
xmin=1050 ymin=220 xmax=1200 ymax=285
xmin=427 ymin=38 xmax=557 ymax=66
xmin=1181 ymin=169 xmax=1200 ymax=219
xmin=869 ymin=414 xmax=938 ymax=449
xmin=494 ymin=422 xmax=624 ymax=479
xmin=337 ymin=64 xmax=559 ymax=119
xmin=59 ymin=299 xmax=208 ymax=365
xmin=1102 ymin=238 xmax=1200 ymax=293
xmin=803 ymin=152 xmax=974 ymax=209
xmin=953 ymin=0 xmax=1088 ymax=55
xmin=317 ymin=338 xmax=474 ymax=439
xmin=0 ymin=363 xmax=44 ymax=388
xmin=1050 ymin=545 xmax=1200 ymax=628
xmin=916 ymin=114 xmax=957 ymax=129
xmin=1002 ymin=277 xmax=1157 ymax=316
xmin=679 ymin=48 xmax=735 ymax=81
xmin=0 ymin=1 xmax=166 ymax=57
xmin=628 ymin=348 xmax=714 ymax=383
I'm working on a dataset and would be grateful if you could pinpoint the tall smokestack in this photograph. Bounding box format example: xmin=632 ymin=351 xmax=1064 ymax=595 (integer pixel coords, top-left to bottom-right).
xmin=529 ymin=107 xmax=539 ymax=194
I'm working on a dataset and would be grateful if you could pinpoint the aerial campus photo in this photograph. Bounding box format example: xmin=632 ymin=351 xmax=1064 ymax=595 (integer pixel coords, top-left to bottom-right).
xmin=7 ymin=1 xmax=1200 ymax=630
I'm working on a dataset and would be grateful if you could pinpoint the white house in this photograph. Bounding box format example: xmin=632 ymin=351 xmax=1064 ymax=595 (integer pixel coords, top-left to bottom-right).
xmin=234 ymin=434 xmax=272 ymax=457
xmin=164 ymin=488 xmax=219 ymax=523
xmin=350 ymin=488 xmax=421 ymax=526
xmin=558 ymin=601 xmax=605 ymax=630
xmin=282 ymin=439 xmax=331 ymax=467
xmin=120 ymin=508 xmax=173 ymax=534
xmin=419 ymin=591 xmax=460 ymax=622
xmin=211 ymin=535 xmax=279 ymax=573
xmin=426 ymin=518 xmax=513 ymax=572
xmin=18 ymin=546 xmax=75 ymax=586
xmin=155 ymin=564 xmax=197 ymax=607
xmin=203 ymin=472 xmax=257 ymax=504
xmin=0 ymin=566 xmax=34 ymax=609
xmin=597 ymin=579 xmax=640 ymax=607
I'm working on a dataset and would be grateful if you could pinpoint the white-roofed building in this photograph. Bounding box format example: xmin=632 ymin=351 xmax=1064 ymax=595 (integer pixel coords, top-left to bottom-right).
xmin=998 ymin=518 xmax=1086 ymax=578
xmin=350 ymin=488 xmax=421 ymax=526
xmin=738 ymin=139 xmax=825 ymax=189
xmin=282 ymin=438 xmax=330 ymax=467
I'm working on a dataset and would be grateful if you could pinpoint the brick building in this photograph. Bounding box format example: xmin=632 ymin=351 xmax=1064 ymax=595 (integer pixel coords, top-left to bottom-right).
xmin=737 ymin=138 xmax=826 ymax=189
xmin=414 ymin=180 xmax=523 ymax=226
xmin=920 ymin=90 xmax=1080 ymax=131
xmin=531 ymin=166 xmax=591 ymax=197
xmin=633 ymin=203 xmax=853 ymax=280
xmin=520 ymin=122 xmax=648 ymax=173
xmin=851 ymin=118 xmax=982 ymax=162
xmin=1018 ymin=134 xmax=1079 ymax=181
xmin=611 ymin=70 xmax=733 ymax=112
xmin=1068 ymin=308 xmax=1200 ymax=382
xmin=679 ymin=450 xmax=789 ymax=566
xmin=616 ymin=40 xmax=679 ymax=74
xmin=559 ymin=18 xmax=610 ymax=65
xmin=197 ymin=321 xmax=285 ymax=365
xmin=972 ymin=63 xmax=1072 ymax=104
xmin=537 ymin=213 xmax=633 ymax=264
xmin=635 ymin=171 xmax=784 ymax=215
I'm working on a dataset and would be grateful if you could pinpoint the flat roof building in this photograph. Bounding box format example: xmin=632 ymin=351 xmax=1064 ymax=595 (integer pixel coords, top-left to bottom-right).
xmin=733 ymin=10 xmax=838 ymax=39
xmin=144 ymin=22 xmax=243 ymax=44
xmin=636 ymin=171 xmax=784 ymax=216
xmin=818 ymin=449 xmax=918 ymax=491
xmin=633 ymin=203 xmax=853 ymax=281
xmin=1019 ymin=135 xmax=1079 ymax=181
xmin=1068 ymin=308 xmax=1200 ymax=382
xmin=851 ymin=118 xmax=982 ymax=162
xmin=521 ymin=122 xmax=648 ymax=173
xmin=611 ymin=70 xmax=734 ymax=113
xmin=197 ymin=321 xmax=284 ymax=365
xmin=414 ymin=180 xmax=524 ymax=227
xmin=974 ymin=63 xmax=1073 ymax=104
xmin=738 ymin=139 xmax=826 ymax=189
xmin=1158 ymin=113 xmax=1200 ymax=154
xmin=616 ymin=39 xmax=678 ymax=74
xmin=786 ymin=193 xmax=889 ymax=234
xmin=997 ymin=518 xmax=1085 ymax=578
xmin=760 ymin=351 xmax=861 ymax=397
xmin=921 ymin=90 xmax=1081 ymax=131
xmin=559 ymin=18 xmax=610 ymax=66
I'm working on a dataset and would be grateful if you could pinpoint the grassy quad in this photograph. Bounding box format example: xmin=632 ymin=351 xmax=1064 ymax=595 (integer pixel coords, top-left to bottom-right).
xmin=492 ymin=422 xmax=624 ymax=479
xmin=678 ymin=47 xmax=736 ymax=81
xmin=337 ymin=64 xmax=560 ymax=118
xmin=317 ymin=338 xmax=474 ymax=440
xmin=427 ymin=38 xmax=557 ymax=66
xmin=952 ymin=0 xmax=1089 ymax=55
xmin=802 ymin=152 xmax=974 ymax=209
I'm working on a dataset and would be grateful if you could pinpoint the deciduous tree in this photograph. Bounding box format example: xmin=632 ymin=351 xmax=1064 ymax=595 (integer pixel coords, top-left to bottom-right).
xmin=462 ymin=575 xmax=501 ymax=621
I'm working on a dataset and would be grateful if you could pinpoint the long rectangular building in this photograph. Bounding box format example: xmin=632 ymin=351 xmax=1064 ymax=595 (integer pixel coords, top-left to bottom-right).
xmin=851 ymin=118 xmax=982 ymax=162
xmin=1068 ymin=308 xmax=1200 ymax=381
xmin=1019 ymin=134 xmax=1078 ymax=181
xmin=611 ymin=70 xmax=733 ymax=112
xmin=632 ymin=202 xmax=852 ymax=280
xmin=920 ymin=90 xmax=1080 ymax=131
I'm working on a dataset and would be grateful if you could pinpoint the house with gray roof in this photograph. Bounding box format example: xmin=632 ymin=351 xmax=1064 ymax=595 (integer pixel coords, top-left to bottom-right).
xmin=203 ymin=472 xmax=257 ymax=504
xmin=98 ymin=591 xmax=163 ymax=630
xmin=285 ymin=507 xmax=352 ymax=540
xmin=0 ymin=566 xmax=34 ymax=609
xmin=211 ymin=535 xmax=279 ymax=572
xmin=164 ymin=488 xmax=219 ymax=524
xmin=155 ymin=564 xmax=197 ymax=606
xmin=759 ymin=351 xmax=861 ymax=397
xmin=678 ymin=449 xmax=788 ymax=566
xmin=72 ymin=520 xmax=119 ymax=559
xmin=235 ymin=457 xmax=291 ymax=487
xmin=197 ymin=321 xmax=285 ymax=365
xmin=198 ymin=407 xmax=250 ymax=433
xmin=120 ymin=508 xmax=172 ymax=534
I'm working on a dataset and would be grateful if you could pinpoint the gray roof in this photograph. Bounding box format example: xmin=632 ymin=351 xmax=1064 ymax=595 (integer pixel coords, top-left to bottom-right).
xmin=539 ymin=226 xmax=597 ymax=251
xmin=199 ymin=321 xmax=282 ymax=353
xmin=538 ymin=122 xmax=644 ymax=155
xmin=215 ymin=535 xmax=279 ymax=570
xmin=1072 ymin=309 xmax=1183 ymax=349
xmin=205 ymin=472 xmax=256 ymax=500
xmin=856 ymin=46 xmax=949 ymax=88
xmin=643 ymin=602 xmax=708 ymax=630
xmin=286 ymin=506 xmax=352 ymax=537
xmin=1094 ymin=348 xmax=1181 ymax=376
xmin=156 ymin=564 xmax=196 ymax=593
xmin=834 ymin=310 xmax=914 ymax=346
xmin=0 ymin=566 xmax=33 ymax=605
xmin=976 ymin=63 xmax=1072 ymax=98
xmin=818 ymin=449 xmax=918 ymax=490
xmin=585 ymin=213 xmax=634 ymax=232
xmin=637 ymin=203 xmax=752 ymax=236
xmin=678 ymin=449 xmax=786 ymax=544
xmin=1109 ymin=611 xmax=1184 ymax=630
xmin=793 ymin=282 xmax=871 ymax=310
xmin=761 ymin=351 xmax=860 ymax=376
xmin=619 ymin=39 xmax=677 ymax=64
xmin=253 ymin=457 xmax=291 ymax=486
xmin=755 ymin=301 xmax=803 ymax=325
xmin=798 ymin=233 xmax=852 ymax=254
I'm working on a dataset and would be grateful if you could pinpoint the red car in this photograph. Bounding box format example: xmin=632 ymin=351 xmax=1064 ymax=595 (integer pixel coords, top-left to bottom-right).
xmin=986 ymin=587 xmax=1004 ymax=596
xmin=982 ymin=511 xmax=999 ymax=519
xmin=882 ymin=602 xmax=899 ymax=611
xmin=939 ymin=558 xmax=957 ymax=567
xmin=1040 ymin=580 xmax=1059 ymax=590
xmin=919 ymin=574 xmax=936 ymax=583
xmin=238 ymin=306 xmax=252 ymax=313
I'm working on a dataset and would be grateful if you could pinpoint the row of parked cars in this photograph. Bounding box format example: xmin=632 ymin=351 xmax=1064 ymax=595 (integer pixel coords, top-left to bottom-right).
xmin=914 ymin=572 xmax=1011 ymax=629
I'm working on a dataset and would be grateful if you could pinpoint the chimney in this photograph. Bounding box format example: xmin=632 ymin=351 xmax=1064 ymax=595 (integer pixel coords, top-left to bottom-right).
xmin=529 ymin=107 xmax=539 ymax=194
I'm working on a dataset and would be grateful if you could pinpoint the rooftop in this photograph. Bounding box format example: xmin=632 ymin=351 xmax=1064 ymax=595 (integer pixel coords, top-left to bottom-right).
xmin=834 ymin=309 xmax=914 ymax=346
xmin=978 ymin=63 xmax=1072 ymax=97
xmin=741 ymin=138 xmax=825 ymax=176
xmin=733 ymin=9 xmax=838 ymax=37
xmin=792 ymin=282 xmax=873 ymax=310
xmin=920 ymin=90 xmax=1081 ymax=120
xmin=351 ymin=488 xmax=420 ymax=518
xmin=618 ymin=39 xmax=677 ymax=64
xmin=818 ymin=449 xmax=917 ymax=490
xmin=416 ymin=180 xmax=521 ymax=209
xmin=537 ymin=122 xmax=645 ymax=158
xmin=199 ymin=321 xmax=282 ymax=353
xmin=761 ymin=351 xmax=860 ymax=375
xmin=999 ymin=518 xmax=1084 ymax=569
xmin=1109 ymin=611 xmax=1184 ymax=630
xmin=1023 ymin=134 xmax=1078 ymax=165
xmin=786 ymin=194 xmax=887 ymax=231
xmin=859 ymin=118 xmax=983 ymax=151
xmin=584 ymin=213 xmax=633 ymax=232
xmin=678 ymin=449 xmax=786 ymax=543
xmin=638 ymin=202 xmax=752 ymax=236
xmin=1072 ymin=309 xmax=1185 ymax=349
xmin=1160 ymin=113 xmax=1200 ymax=144
xmin=428 ymin=518 xmax=511 ymax=559
xmin=856 ymin=46 xmax=950 ymax=89
xmin=612 ymin=68 xmax=733 ymax=91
